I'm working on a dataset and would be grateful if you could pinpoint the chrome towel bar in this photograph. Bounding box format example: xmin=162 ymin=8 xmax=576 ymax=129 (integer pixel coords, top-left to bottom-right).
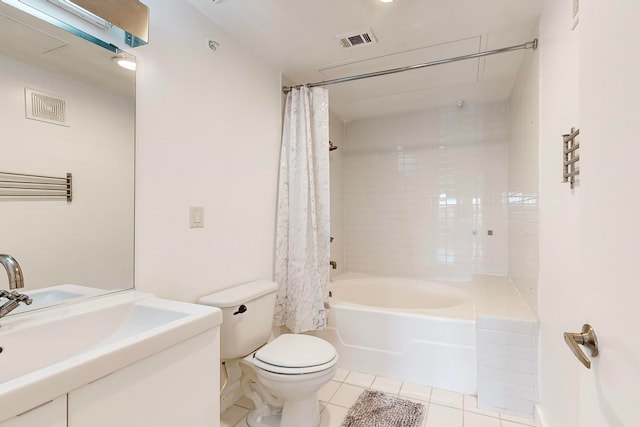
xmin=0 ymin=171 xmax=72 ymax=202
xmin=562 ymin=127 xmax=580 ymax=189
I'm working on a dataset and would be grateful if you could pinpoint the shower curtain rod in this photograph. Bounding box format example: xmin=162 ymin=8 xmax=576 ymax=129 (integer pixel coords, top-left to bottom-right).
xmin=282 ymin=39 xmax=538 ymax=93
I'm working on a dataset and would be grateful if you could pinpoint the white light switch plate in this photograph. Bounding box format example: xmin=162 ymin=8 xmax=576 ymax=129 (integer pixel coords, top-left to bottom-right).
xmin=190 ymin=206 xmax=204 ymax=228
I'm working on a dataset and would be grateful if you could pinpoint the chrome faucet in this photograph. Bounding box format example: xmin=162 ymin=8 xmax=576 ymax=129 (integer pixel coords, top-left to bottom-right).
xmin=0 ymin=254 xmax=31 ymax=319
xmin=0 ymin=254 xmax=24 ymax=289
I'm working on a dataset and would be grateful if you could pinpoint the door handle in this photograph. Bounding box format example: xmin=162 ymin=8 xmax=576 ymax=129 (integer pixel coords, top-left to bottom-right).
xmin=564 ymin=324 xmax=598 ymax=369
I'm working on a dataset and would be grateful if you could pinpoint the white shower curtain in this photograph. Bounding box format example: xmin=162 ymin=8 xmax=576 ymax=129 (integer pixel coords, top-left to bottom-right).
xmin=273 ymin=86 xmax=330 ymax=333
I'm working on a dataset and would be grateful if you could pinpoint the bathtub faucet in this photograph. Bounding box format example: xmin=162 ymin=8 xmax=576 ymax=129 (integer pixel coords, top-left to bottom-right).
xmin=329 ymin=261 xmax=337 ymax=269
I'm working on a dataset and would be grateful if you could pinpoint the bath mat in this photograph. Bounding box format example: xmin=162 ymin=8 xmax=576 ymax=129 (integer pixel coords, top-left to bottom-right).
xmin=341 ymin=389 xmax=425 ymax=427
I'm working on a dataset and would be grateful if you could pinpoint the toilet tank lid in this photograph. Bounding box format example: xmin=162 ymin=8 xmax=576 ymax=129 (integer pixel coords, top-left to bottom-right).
xmin=198 ymin=280 xmax=278 ymax=308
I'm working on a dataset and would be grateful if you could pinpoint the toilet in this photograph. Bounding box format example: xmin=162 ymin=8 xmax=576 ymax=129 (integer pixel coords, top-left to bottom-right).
xmin=198 ymin=280 xmax=338 ymax=427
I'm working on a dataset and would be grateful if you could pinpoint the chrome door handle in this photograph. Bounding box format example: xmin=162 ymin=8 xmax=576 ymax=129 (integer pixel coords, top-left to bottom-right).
xmin=564 ymin=324 xmax=598 ymax=369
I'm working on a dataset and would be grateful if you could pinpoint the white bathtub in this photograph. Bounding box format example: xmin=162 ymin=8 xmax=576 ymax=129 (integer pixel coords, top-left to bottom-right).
xmin=310 ymin=273 xmax=477 ymax=394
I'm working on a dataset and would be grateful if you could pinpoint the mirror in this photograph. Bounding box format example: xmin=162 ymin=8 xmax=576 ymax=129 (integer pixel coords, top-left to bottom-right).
xmin=0 ymin=2 xmax=135 ymax=313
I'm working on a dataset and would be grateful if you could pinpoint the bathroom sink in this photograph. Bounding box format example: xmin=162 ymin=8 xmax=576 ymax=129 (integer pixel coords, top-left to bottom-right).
xmin=7 ymin=284 xmax=106 ymax=314
xmin=0 ymin=289 xmax=222 ymax=421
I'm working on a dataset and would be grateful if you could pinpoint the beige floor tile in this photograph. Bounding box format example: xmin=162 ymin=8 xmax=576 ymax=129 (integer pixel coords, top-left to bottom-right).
xmin=430 ymin=388 xmax=464 ymax=409
xmin=500 ymin=413 xmax=536 ymax=426
xmin=343 ymin=370 xmax=375 ymax=388
xmin=220 ymin=405 xmax=249 ymax=427
xmin=463 ymin=411 xmax=501 ymax=427
xmin=319 ymin=380 xmax=342 ymax=403
xmin=424 ymin=403 xmax=463 ymax=427
xmin=329 ymin=383 xmax=367 ymax=408
xmin=332 ymin=367 xmax=349 ymax=382
xmin=234 ymin=396 xmax=254 ymax=410
xmin=232 ymin=418 xmax=249 ymax=427
xmin=399 ymin=382 xmax=433 ymax=401
xmin=370 ymin=376 xmax=403 ymax=394
xmin=463 ymin=394 xmax=500 ymax=418
xmin=319 ymin=403 xmax=350 ymax=427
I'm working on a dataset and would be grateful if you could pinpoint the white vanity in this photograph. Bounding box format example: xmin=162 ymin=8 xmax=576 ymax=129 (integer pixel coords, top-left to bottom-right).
xmin=0 ymin=290 xmax=222 ymax=426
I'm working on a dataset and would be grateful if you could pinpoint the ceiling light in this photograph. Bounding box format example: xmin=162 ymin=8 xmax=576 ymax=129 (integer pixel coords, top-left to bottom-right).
xmin=379 ymin=0 xmax=395 ymax=3
xmin=112 ymin=55 xmax=136 ymax=71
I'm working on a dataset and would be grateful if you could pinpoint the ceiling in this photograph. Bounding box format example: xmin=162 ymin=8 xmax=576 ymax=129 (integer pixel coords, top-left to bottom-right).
xmin=188 ymin=0 xmax=543 ymax=122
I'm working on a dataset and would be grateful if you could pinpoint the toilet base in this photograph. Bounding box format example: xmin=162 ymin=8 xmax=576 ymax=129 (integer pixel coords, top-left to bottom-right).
xmin=245 ymin=399 xmax=320 ymax=427
xmin=246 ymin=410 xmax=280 ymax=427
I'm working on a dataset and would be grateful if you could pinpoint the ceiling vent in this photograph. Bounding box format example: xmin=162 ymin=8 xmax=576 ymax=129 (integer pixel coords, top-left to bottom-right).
xmin=336 ymin=29 xmax=377 ymax=49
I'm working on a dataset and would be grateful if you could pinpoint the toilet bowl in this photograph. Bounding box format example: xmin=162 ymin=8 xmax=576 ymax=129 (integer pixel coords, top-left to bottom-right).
xmin=197 ymin=281 xmax=339 ymax=427
xmin=240 ymin=334 xmax=338 ymax=427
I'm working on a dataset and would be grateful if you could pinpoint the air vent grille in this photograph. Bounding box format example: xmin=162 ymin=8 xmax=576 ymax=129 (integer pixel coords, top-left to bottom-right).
xmin=336 ymin=29 xmax=377 ymax=49
xmin=25 ymin=88 xmax=69 ymax=127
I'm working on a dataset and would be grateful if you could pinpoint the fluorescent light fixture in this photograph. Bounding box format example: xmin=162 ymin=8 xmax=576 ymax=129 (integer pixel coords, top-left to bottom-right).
xmin=112 ymin=54 xmax=136 ymax=71
xmin=47 ymin=0 xmax=112 ymax=30
xmin=379 ymin=0 xmax=395 ymax=3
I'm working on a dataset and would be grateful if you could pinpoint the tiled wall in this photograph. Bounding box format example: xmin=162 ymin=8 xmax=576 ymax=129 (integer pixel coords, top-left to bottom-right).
xmin=342 ymin=102 xmax=509 ymax=280
xmin=477 ymin=316 xmax=538 ymax=419
xmin=508 ymin=30 xmax=540 ymax=313
xmin=473 ymin=274 xmax=538 ymax=419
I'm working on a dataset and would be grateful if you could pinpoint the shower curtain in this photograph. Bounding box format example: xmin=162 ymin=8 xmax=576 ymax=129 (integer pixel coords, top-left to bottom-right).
xmin=273 ymin=86 xmax=330 ymax=333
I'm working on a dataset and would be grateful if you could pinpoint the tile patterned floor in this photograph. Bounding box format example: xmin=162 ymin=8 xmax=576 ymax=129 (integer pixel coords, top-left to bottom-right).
xmin=221 ymin=368 xmax=537 ymax=427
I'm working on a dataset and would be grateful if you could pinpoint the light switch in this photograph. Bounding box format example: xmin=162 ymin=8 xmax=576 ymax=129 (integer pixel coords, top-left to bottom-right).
xmin=190 ymin=206 xmax=204 ymax=228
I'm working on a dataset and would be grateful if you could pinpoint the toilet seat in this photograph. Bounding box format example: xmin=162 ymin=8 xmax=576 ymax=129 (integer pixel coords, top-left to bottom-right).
xmin=246 ymin=334 xmax=338 ymax=375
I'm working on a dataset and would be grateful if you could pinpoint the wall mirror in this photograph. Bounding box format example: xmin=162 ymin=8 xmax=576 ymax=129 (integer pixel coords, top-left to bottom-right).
xmin=0 ymin=1 xmax=135 ymax=314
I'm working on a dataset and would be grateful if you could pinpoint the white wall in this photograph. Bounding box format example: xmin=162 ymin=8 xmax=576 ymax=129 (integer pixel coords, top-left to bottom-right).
xmin=537 ymin=0 xmax=582 ymax=424
xmin=578 ymin=1 xmax=640 ymax=425
xmin=508 ymin=27 xmax=540 ymax=313
xmin=343 ymin=102 xmax=509 ymax=280
xmin=134 ymin=0 xmax=282 ymax=302
xmin=536 ymin=0 xmax=640 ymax=426
xmin=0 ymin=54 xmax=134 ymax=290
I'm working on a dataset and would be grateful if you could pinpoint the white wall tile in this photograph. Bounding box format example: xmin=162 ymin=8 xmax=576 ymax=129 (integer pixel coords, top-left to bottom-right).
xmin=341 ymin=102 xmax=509 ymax=280
xmin=477 ymin=317 xmax=538 ymax=335
xmin=508 ymin=30 xmax=540 ymax=314
xmin=477 ymin=330 xmax=538 ymax=349
xmin=477 ymin=353 xmax=537 ymax=374
xmin=477 ymin=342 xmax=538 ymax=362
xmin=477 ymin=380 xmax=536 ymax=401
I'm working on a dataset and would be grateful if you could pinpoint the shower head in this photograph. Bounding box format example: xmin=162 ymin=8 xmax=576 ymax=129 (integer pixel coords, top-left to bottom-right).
xmin=329 ymin=141 xmax=338 ymax=151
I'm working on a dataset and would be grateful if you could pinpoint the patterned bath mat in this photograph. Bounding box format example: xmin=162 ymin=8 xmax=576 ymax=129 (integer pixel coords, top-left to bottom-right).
xmin=341 ymin=389 xmax=425 ymax=427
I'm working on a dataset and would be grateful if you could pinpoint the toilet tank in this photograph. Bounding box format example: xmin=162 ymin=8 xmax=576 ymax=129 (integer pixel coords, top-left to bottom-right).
xmin=198 ymin=280 xmax=278 ymax=360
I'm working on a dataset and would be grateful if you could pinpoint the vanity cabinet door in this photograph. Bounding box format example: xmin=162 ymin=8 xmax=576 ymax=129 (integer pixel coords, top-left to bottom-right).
xmin=67 ymin=329 xmax=220 ymax=427
xmin=0 ymin=396 xmax=66 ymax=427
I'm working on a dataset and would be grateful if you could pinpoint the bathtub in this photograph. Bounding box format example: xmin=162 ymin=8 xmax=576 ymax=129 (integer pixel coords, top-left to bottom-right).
xmin=310 ymin=273 xmax=477 ymax=394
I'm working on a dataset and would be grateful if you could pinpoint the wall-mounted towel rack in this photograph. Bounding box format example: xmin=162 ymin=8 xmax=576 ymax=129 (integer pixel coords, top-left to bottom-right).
xmin=0 ymin=171 xmax=73 ymax=202
xmin=562 ymin=127 xmax=580 ymax=189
